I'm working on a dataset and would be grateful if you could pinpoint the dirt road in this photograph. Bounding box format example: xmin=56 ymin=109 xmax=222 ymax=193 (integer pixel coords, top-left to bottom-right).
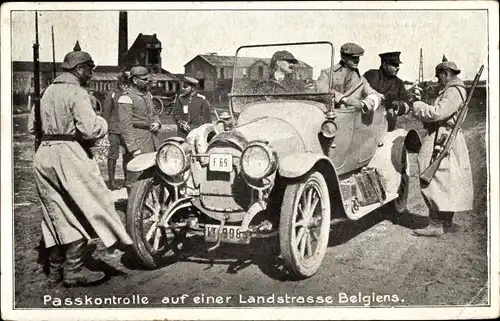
xmin=10 ymin=104 xmax=488 ymax=309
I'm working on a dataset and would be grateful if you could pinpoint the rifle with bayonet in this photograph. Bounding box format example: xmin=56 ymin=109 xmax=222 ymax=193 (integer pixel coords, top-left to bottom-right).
xmin=420 ymin=65 xmax=484 ymax=184
xmin=33 ymin=11 xmax=42 ymax=151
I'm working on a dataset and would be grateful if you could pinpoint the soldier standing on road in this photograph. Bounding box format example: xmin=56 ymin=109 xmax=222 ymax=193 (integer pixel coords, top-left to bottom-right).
xmin=409 ymin=59 xmax=473 ymax=236
xmin=101 ymin=71 xmax=131 ymax=190
xmin=316 ymin=42 xmax=382 ymax=113
xmin=364 ymin=51 xmax=411 ymax=131
xmin=172 ymin=76 xmax=212 ymax=138
xmin=117 ymin=66 xmax=162 ymax=191
xmin=28 ymin=43 xmax=133 ymax=287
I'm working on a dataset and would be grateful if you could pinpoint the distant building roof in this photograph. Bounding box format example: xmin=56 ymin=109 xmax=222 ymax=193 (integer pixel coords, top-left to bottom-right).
xmin=185 ymin=54 xmax=311 ymax=69
xmin=13 ymin=61 xmax=122 ymax=73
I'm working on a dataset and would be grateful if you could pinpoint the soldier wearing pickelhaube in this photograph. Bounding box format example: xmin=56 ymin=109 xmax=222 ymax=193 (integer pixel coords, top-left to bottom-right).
xmin=117 ymin=66 xmax=162 ymax=191
xmin=364 ymin=51 xmax=411 ymax=131
xmin=410 ymin=57 xmax=473 ymax=237
xmin=316 ymin=42 xmax=382 ymax=113
xmin=172 ymin=76 xmax=212 ymax=137
xmin=28 ymin=41 xmax=133 ymax=287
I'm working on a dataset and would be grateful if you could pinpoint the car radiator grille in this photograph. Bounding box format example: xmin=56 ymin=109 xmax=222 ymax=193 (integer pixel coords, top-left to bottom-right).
xmin=199 ymin=146 xmax=253 ymax=212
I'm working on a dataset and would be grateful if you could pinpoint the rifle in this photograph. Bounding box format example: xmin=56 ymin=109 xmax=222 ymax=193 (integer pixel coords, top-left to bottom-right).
xmin=33 ymin=12 xmax=42 ymax=151
xmin=420 ymin=65 xmax=484 ymax=184
xmin=51 ymin=26 xmax=56 ymax=80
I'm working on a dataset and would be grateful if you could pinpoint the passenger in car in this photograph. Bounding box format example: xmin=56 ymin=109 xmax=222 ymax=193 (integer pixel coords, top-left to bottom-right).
xmin=364 ymin=51 xmax=411 ymax=131
xmin=316 ymin=42 xmax=382 ymax=114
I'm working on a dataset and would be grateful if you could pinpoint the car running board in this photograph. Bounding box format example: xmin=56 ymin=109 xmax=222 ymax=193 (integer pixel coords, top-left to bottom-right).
xmin=345 ymin=192 xmax=399 ymax=220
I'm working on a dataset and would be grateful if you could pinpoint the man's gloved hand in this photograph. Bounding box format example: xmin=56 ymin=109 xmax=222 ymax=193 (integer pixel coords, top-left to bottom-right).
xmin=391 ymin=100 xmax=411 ymax=116
xmin=133 ymin=149 xmax=143 ymax=157
xmin=341 ymin=97 xmax=364 ymax=111
xmin=149 ymin=122 xmax=161 ymax=133
xmin=179 ymin=120 xmax=191 ymax=133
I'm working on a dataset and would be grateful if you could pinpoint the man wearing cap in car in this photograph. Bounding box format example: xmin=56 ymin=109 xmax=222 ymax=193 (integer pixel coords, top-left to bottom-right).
xmin=117 ymin=66 xmax=162 ymax=191
xmin=172 ymin=76 xmax=212 ymax=137
xmin=316 ymin=42 xmax=382 ymax=113
xmin=28 ymin=41 xmax=132 ymax=287
xmin=254 ymin=50 xmax=305 ymax=93
xmin=364 ymin=51 xmax=411 ymax=131
xmin=408 ymin=58 xmax=473 ymax=237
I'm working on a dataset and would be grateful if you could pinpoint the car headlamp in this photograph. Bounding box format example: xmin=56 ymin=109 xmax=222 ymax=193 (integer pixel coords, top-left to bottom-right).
xmin=156 ymin=140 xmax=191 ymax=176
xmin=320 ymin=119 xmax=338 ymax=139
xmin=241 ymin=142 xmax=278 ymax=180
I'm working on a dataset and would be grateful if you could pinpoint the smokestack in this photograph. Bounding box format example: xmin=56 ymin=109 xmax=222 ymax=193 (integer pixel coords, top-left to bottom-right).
xmin=118 ymin=11 xmax=128 ymax=65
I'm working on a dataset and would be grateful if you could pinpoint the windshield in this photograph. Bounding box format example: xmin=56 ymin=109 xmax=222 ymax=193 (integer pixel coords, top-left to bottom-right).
xmin=230 ymin=42 xmax=333 ymax=114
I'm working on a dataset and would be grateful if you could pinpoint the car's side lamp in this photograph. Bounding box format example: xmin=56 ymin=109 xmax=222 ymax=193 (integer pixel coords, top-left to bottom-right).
xmin=320 ymin=111 xmax=338 ymax=139
xmin=215 ymin=111 xmax=233 ymax=132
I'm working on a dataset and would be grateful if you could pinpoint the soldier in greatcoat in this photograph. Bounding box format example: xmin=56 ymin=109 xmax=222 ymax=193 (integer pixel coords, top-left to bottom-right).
xmin=117 ymin=66 xmax=162 ymax=190
xmin=316 ymin=42 xmax=382 ymax=113
xmin=28 ymin=43 xmax=133 ymax=287
xmin=409 ymin=59 xmax=473 ymax=236
xmin=364 ymin=51 xmax=411 ymax=131
xmin=172 ymin=76 xmax=212 ymax=137
xmin=101 ymin=71 xmax=130 ymax=190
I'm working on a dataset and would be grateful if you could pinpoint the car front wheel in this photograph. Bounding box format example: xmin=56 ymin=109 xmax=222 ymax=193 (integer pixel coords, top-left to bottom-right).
xmin=126 ymin=175 xmax=185 ymax=269
xmin=279 ymin=171 xmax=331 ymax=279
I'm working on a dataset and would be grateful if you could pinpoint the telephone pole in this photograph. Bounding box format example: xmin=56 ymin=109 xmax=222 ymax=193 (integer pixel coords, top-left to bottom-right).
xmin=418 ymin=48 xmax=424 ymax=84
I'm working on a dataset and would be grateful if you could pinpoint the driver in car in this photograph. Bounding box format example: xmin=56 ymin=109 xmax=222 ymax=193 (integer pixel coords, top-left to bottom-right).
xmin=254 ymin=50 xmax=305 ymax=93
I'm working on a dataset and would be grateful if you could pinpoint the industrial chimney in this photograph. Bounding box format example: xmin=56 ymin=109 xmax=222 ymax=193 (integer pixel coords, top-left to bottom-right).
xmin=118 ymin=11 xmax=128 ymax=65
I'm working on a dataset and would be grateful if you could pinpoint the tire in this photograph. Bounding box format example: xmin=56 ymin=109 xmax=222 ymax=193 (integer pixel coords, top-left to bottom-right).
xmin=393 ymin=148 xmax=410 ymax=214
xmin=279 ymin=171 xmax=331 ymax=279
xmin=126 ymin=175 xmax=184 ymax=269
xmin=152 ymin=96 xmax=164 ymax=115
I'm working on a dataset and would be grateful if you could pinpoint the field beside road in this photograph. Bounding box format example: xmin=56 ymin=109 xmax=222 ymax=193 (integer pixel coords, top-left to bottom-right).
xmin=9 ymin=98 xmax=489 ymax=309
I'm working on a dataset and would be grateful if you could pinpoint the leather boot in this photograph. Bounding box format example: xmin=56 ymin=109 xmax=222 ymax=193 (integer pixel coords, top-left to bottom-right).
xmin=47 ymin=245 xmax=64 ymax=283
xmin=107 ymin=158 xmax=118 ymax=190
xmin=442 ymin=212 xmax=459 ymax=233
xmin=63 ymin=239 xmax=105 ymax=287
xmin=412 ymin=212 xmax=444 ymax=237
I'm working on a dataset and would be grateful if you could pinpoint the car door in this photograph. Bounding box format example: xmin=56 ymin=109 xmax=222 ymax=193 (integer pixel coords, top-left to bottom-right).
xmin=353 ymin=106 xmax=388 ymax=166
xmin=325 ymin=108 xmax=357 ymax=175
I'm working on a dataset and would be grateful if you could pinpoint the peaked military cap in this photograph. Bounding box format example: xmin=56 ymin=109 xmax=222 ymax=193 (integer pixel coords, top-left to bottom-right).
xmin=130 ymin=66 xmax=149 ymax=78
xmin=184 ymin=76 xmax=199 ymax=86
xmin=340 ymin=43 xmax=365 ymax=56
xmin=379 ymin=51 xmax=402 ymax=64
xmin=60 ymin=41 xmax=95 ymax=70
xmin=435 ymin=55 xmax=461 ymax=74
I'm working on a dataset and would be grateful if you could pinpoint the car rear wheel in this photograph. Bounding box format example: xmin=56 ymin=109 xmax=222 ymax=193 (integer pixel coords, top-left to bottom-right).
xmin=279 ymin=171 xmax=331 ymax=279
xmin=126 ymin=176 xmax=185 ymax=269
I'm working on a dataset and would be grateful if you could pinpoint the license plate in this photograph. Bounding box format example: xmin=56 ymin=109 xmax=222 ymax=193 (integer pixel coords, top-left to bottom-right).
xmin=204 ymin=224 xmax=250 ymax=244
xmin=209 ymin=154 xmax=232 ymax=172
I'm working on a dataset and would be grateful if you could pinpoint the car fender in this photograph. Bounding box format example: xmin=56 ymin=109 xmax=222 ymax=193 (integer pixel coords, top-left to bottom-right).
xmin=279 ymin=153 xmax=331 ymax=178
xmin=127 ymin=152 xmax=157 ymax=172
xmin=279 ymin=153 xmax=348 ymax=219
xmin=367 ymin=129 xmax=419 ymax=195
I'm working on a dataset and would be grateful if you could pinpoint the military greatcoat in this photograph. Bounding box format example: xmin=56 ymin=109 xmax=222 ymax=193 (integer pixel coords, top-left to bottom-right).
xmin=117 ymin=86 xmax=161 ymax=154
xmin=316 ymin=63 xmax=382 ymax=111
xmin=28 ymin=72 xmax=133 ymax=248
xmin=412 ymin=78 xmax=473 ymax=212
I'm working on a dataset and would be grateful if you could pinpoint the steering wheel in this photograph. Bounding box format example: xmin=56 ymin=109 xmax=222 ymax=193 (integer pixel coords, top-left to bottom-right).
xmin=253 ymin=79 xmax=289 ymax=94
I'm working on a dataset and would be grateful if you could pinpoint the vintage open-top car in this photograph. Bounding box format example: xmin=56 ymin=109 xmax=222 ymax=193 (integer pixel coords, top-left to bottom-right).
xmin=126 ymin=41 xmax=421 ymax=279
